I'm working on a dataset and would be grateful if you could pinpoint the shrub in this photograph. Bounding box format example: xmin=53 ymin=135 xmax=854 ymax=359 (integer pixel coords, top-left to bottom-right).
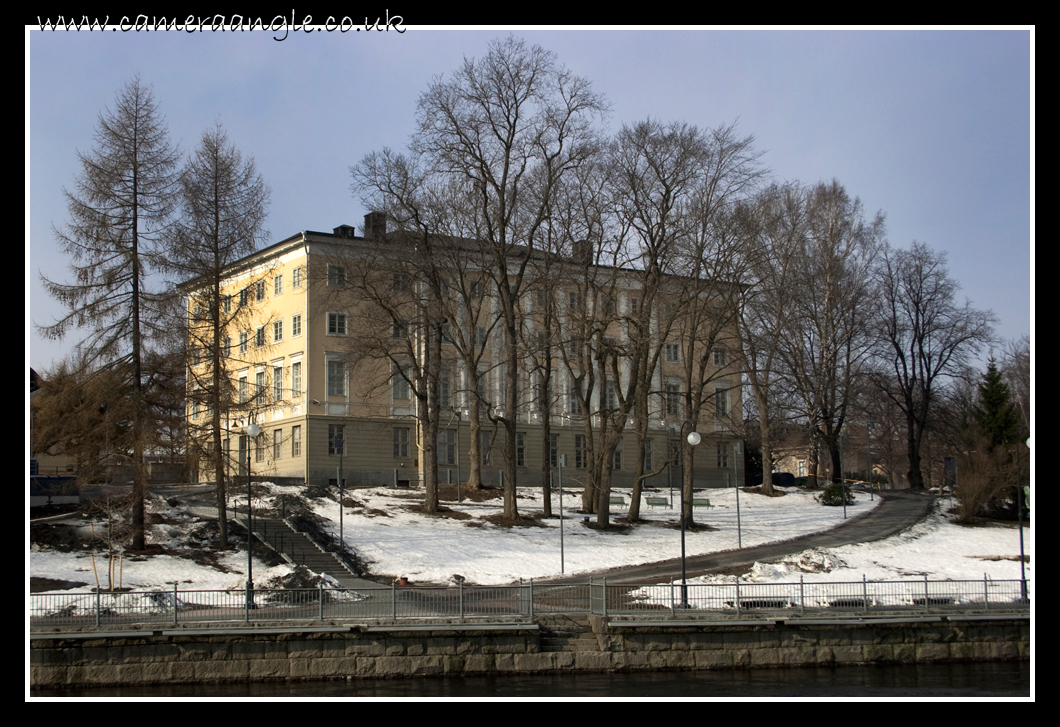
xmin=817 ymin=482 xmax=855 ymax=506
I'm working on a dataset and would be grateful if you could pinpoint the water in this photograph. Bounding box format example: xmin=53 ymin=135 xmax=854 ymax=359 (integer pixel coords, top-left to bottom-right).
xmin=33 ymin=661 xmax=1030 ymax=698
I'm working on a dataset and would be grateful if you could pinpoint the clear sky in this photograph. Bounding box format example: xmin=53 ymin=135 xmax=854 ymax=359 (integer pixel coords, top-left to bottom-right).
xmin=27 ymin=26 xmax=1033 ymax=373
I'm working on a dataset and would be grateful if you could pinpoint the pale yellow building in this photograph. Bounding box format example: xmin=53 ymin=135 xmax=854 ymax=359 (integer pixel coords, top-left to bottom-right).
xmin=187 ymin=216 xmax=744 ymax=491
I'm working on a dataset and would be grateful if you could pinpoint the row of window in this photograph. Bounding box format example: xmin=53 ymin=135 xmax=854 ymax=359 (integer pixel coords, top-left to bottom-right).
xmin=231 ymin=424 xmax=303 ymax=463
xmin=235 ymin=361 xmax=303 ymax=407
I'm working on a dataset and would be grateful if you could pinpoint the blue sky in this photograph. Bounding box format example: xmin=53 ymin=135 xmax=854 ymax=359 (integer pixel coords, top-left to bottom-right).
xmin=27 ymin=27 xmax=1032 ymax=372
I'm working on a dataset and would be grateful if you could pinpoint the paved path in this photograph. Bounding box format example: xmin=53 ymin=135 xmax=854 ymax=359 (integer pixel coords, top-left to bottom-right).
xmin=543 ymin=489 xmax=937 ymax=585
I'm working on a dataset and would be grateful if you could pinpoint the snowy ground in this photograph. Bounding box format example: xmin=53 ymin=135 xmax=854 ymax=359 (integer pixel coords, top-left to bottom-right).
xmin=28 ymin=483 xmax=1031 ymax=594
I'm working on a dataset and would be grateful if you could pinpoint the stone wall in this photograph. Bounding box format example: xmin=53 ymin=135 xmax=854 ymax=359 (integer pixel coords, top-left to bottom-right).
xmin=30 ymin=614 xmax=1029 ymax=688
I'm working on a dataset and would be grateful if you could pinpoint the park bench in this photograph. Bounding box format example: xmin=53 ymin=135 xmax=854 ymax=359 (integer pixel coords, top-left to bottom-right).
xmin=609 ymin=495 xmax=626 ymax=507
xmin=645 ymin=497 xmax=671 ymax=509
xmin=692 ymin=497 xmax=713 ymax=508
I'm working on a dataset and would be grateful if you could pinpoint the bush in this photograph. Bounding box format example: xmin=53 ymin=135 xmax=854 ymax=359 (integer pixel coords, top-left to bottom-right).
xmin=817 ymin=482 xmax=855 ymax=506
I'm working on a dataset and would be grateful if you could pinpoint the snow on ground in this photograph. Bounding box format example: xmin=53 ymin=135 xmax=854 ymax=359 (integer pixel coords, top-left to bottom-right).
xmin=29 ymin=485 xmax=1031 ymax=595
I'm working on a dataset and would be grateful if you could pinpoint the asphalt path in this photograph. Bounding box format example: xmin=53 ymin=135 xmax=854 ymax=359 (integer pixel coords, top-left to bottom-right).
xmin=543 ymin=489 xmax=937 ymax=586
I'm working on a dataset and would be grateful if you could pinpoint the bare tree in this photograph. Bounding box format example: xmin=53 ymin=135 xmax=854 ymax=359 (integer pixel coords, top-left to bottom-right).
xmin=409 ymin=36 xmax=608 ymax=520
xmin=779 ymin=181 xmax=884 ymax=487
xmin=38 ymin=77 xmax=181 ymax=550
xmin=164 ymin=123 xmax=271 ymax=546
xmin=873 ymin=242 xmax=995 ymax=490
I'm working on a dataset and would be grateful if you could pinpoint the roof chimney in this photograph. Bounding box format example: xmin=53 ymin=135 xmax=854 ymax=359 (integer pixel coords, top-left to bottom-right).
xmin=332 ymin=224 xmax=357 ymax=239
xmin=364 ymin=211 xmax=387 ymax=240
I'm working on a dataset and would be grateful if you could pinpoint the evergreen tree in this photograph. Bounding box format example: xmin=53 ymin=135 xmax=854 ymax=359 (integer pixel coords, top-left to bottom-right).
xmin=975 ymin=359 xmax=1020 ymax=451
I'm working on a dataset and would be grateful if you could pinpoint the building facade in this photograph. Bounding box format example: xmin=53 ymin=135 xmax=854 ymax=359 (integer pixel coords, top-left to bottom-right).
xmin=186 ymin=216 xmax=744 ymax=492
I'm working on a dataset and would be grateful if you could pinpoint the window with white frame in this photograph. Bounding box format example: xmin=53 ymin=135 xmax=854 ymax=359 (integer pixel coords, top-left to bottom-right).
xmin=327 ymin=359 xmax=346 ymax=397
xmin=328 ymin=424 xmax=345 ymax=456
xmin=612 ymin=440 xmax=623 ymax=470
xmin=328 ymin=264 xmax=346 ymax=287
xmin=238 ymin=374 xmax=248 ymax=403
xmin=273 ymin=320 xmax=283 ymax=343
xmin=665 ymin=381 xmax=682 ymax=416
xmin=223 ymin=295 xmax=231 ymax=314
xmin=274 ymin=274 xmax=283 ymax=296
xmin=256 ymin=326 xmax=266 ymax=347
xmin=575 ymin=434 xmax=586 ymax=469
xmin=717 ymin=442 xmax=729 ymax=468
xmin=291 ymin=361 xmax=302 ymax=399
xmin=255 ymin=280 xmax=266 ymax=301
xmin=292 ymin=313 xmax=302 ymax=337
xmin=392 ymin=364 xmax=409 ymax=401
xmin=292 ymin=426 xmax=301 ymax=457
xmin=665 ymin=342 xmax=681 ymax=363
xmin=274 ymin=429 xmax=283 ymax=459
xmin=644 ymin=438 xmax=653 ymax=471
xmin=550 ymin=434 xmax=559 ymax=468
xmin=239 ymin=331 xmax=248 ymax=354
xmin=516 ymin=432 xmax=526 ymax=467
xmin=714 ymin=386 xmax=730 ymax=417
xmin=255 ymin=370 xmax=266 ymax=402
xmin=223 ymin=335 xmax=231 ymax=358
xmin=272 ymin=365 xmax=283 ymax=403
xmin=438 ymin=370 xmax=451 ymax=408
xmin=327 ymin=313 xmax=347 ymax=336
xmin=713 ymin=347 xmax=727 ymax=367
xmin=255 ymin=432 xmax=264 ymax=462
xmin=292 ymin=266 xmax=302 ymax=289
xmin=798 ymin=460 xmax=807 ymax=477
xmin=393 ymin=427 xmax=409 ymax=458
xmin=439 ymin=430 xmax=456 ymax=465
xmin=392 ymin=272 xmax=409 ymax=292
xmin=480 ymin=430 xmax=492 ymax=466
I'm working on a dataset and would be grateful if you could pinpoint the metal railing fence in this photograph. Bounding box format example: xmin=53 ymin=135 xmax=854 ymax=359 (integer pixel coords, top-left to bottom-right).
xmin=29 ymin=576 xmax=1030 ymax=631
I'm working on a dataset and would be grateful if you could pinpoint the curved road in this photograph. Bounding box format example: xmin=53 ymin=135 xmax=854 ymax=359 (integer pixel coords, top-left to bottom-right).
xmin=546 ymin=489 xmax=937 ymax=585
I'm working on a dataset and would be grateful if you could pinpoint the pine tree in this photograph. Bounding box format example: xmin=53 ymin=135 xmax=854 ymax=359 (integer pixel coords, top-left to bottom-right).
xmin=39 ymin=76 xmax=180 ymax=550
xmin=975 ymin=358 xmax=1020 ymax=451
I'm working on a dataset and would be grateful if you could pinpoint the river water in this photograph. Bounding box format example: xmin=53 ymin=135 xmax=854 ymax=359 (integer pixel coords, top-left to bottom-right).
xmin=33 ymin=661 xmax=1030 ymax=698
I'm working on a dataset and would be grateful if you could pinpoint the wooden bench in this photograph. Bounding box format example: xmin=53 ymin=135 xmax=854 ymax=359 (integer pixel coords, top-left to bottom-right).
xmin=645 ymin=497 xmax=671 ymax=509
xmin=609 ymin=496 xmax=626 ymax=507
xmin=692 ymin=497 xmax=713 ymax=508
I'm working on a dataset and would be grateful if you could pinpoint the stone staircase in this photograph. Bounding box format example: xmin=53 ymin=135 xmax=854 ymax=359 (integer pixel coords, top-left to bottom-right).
xmin=239 ymin=515 xmax=377 ymax=590
xmin=536 ymin=614 xmax=601 ymax=653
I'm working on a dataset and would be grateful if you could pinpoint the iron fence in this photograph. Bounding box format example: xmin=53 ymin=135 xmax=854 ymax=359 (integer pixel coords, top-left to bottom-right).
xmin=29 ymin=576 xmax=1030 ymax=631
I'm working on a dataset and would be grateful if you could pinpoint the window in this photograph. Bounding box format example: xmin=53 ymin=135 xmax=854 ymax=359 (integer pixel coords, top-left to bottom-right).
xmin=630 ymin=296 xmax=640 ymax=316
xmin=274 ymin=429 xmax=283 ymax=460
xmin=605 ymin=380 xmax=618 ymax=410
xmin=665 ymin=382 xmax=682 ymax=416
xmin=255 ymin=370 xmax=266 ymax=402
xmin=222 ymin=336 xmax=231 ymax=358
xmin=480 ymin=430 xmax=492 ymax=467
xmin=439 ymin=430 xmax=456 ymax=465
xmin=274 ymin=274 xmax=283 ymax=296
xmin=644 ymin=439 xmax=653 ymax=472
xmin=273 ymin=366 xmax=283 ymax=403
xmin=392 ymin=366 xmax=409 ymax=401
xmin=665 ymin=342 xmax=681 ymax=363
xmin=256 ymin=326 xmax=266 ymax=348
xmin=392 ymin=272 xmax=409 ymax=292
xmin=239 ymin=288 xmax=249 ymax=308
xmin=441 ymin=322 xmax=454 ymax=346
xmin=291 ymin=361 xmax=302 ymax=399
xmin=327 ymin=359 xmax=346 ymax=397
xmin=393 ymin=427 xmax=409 ymax=458
xmin=329 ymin=424 xmax=345 ymax=456
xmin=292 ymin=313 xmax=302 ymax=337
xmin=567 ymin=377 xmax=581 ymax=414
xmin=470 ymin=280 xmax=484 ymax=300
xmin=255 ymin=432 xmax=264 ymax=462
xmin=797 ymin=460 xmax=807 ymax=478
xmin=327 ymin=313 xmax=347 ymax=336
xmin=191 ymin=346 xmax=200 ymax=366
xmin=575 ymin=434 xmax=586 ymax=469
xmin=713 ymin=347 xmax=727 ymax=367
xmin=516 ymin=432 xmax=525 ymax=467
xmin=392 ymin=319 xmax=406 ymax=339
xmin=567 ymin=290 xmax=582 ymax=312
xmin=714 ymin=386 xmax=730 ymax=417
xmin=292 ymin=426 xmax=301 ymax=457
xmin=476 ymin=326 xmax=488 ymax=348
xmin=239 ymin=331 xmax=248 ymax=354
xmin=550 ymin=434 xmax=559 ymax=468
xmin=717 ymin=442 xmax=729 ymax=469
xmin=223 ymin=295 xmax=232 ymax=314
xmin=328 ymin=264 xmax=346 ymax=287
xmin=292 ymin=266 xmax=302 ymax=289
xmin=669 ymin=437 xmax=683 ymax=466
xmin=273 ymin=320 xmax=283 ymax=343
xmin=238 ymin=375 xmax=248 ymax=403
xmin=438 ymin=370 xmax=451 ymax=408
xmin=255 ymin=280 xmax=266 ymax=301
xmin=612 ymin=440 xmax=622 ymax=470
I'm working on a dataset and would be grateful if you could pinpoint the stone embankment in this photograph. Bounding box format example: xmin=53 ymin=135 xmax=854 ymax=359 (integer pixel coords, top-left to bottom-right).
xmin=31 ymin=612 xmax=1029 ymax=687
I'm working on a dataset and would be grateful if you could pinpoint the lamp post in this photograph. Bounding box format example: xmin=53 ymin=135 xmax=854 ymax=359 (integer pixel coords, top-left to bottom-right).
xmin=336 ymin=429 xmax=345 ymax=557
xmin=678 ymin=420 xmax=701 ymax=608
xmin=245 ymin=421 xmax=261 ymax=610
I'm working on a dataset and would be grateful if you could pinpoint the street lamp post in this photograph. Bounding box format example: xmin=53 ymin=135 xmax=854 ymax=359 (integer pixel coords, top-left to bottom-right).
xmin=336 ymin=430 xmax=345 ymax=557
xmin=679 ymin=420 xmax=701 ymax=608
xmin=245 ymin=421 xmax=261 ymax=610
